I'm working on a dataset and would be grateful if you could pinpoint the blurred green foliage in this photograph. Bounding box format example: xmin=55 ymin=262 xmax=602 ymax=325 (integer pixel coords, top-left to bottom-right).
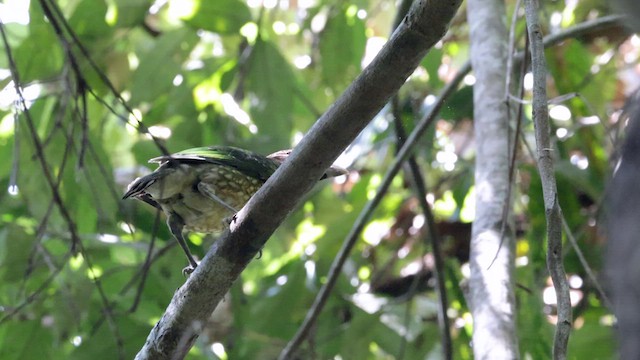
xmin=0 ymin=0 xmax=627 ymax=358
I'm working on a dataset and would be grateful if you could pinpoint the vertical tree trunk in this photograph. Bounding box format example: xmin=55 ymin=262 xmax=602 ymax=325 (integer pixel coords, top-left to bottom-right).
xmin=466 ymin=0 xmax=520 ymax=358
xmin=607 ymin=5 xmax=640 ymax=360
xmin=605 ymin=98 xmax=640 ymax=360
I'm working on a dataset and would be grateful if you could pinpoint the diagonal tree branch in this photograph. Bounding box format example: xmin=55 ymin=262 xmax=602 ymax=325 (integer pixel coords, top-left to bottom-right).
xmin=389 ymin=3 xmax=451 ymax=356
xmin=134 ymin=0 xmax=463 ymax=358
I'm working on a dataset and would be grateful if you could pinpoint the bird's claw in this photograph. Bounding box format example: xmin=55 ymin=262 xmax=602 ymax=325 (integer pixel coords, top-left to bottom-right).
xmin=223 ymin=214 xmax=238 ymax=226
xmin=222 ymin=214 xmax=239 ymax=231
xmin=182 ymin=264 xmax=197 ymax=277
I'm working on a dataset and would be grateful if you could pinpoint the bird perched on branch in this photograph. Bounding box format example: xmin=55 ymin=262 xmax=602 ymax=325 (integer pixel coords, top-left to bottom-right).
xmin=123 ymin=146 xmax=347 ymax=274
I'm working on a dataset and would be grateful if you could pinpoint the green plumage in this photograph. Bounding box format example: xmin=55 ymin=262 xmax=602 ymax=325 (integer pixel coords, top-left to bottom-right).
xmin=123 ymin=145 xmax=346 ymax=273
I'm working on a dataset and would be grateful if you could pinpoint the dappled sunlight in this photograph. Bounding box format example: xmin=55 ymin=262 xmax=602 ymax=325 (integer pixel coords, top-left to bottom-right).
xmin=220 ymin=93 xmax=258 ymax=133
xmin=0 ymin=0 xmax=29 ymax=25
xmin=0 ymin=81 xmax=41 ymax=109
xmin=362 ymin=219 xmax=392 ymax=246
xmin=549 ymin=105 xmax=572 ymax=121
xmin=0 ymin=0 xmax=629 ymax=358
xmin=146 ymin=125 xmax=172 ymax=139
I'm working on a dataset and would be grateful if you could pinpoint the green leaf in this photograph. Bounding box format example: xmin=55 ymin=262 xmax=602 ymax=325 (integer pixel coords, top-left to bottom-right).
xmin=452 ymin=167 xmax=473 ymax=210
xmin=245 ymin=38 xmax=296 ymax=149
xmin=0 ymin=320 xmax=56 ymax=360
xmin=130 ymin=29 xmax=199 ymax=104
xmin=68 ymin=0 xmax=112 ymax=39
xmin=12 ymin=5 xmax=64 ymax=82
xmin=319 ymin=5 xmax=366 ymax=92
xmin=112 ymin=0 xmax=152 ymax=28
xmin=131 ymin=140 xmax=163 ymax=169
xmin=176 ymin=0 xmax=251 ymax=35
xmin=546 ymin=40 xmax=592 ymax=96
xmin=422 ymin=48 xmax=444 ymax=89
xmin=440 ymin=86 xmax=474 ymax=120
xmin=70 ymin=316 xmax=150 ymax=359
xmin=0 ymin=226 xmax=30 ymax=283
xmin=555 ymin=160 xmax=600 ymax=201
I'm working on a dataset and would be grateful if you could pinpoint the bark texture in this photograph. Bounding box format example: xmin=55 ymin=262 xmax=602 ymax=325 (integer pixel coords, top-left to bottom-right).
xmin=607 ymin=4 xmax=640 ymax=360
xmin=525 ymin=1 xmax=572 ymax=358
xmin=466 ymin=0 xmax=520 ymax=358
xmin=606 ymin=96 xmax=640 ymax=360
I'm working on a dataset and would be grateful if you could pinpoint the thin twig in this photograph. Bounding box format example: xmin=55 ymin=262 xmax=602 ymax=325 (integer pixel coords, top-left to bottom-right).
xmin=39 ymin=0 xmax=171 ymax=156
xmin=1 ymin=3 xmax=81 ymax=279
xmin=390 ymin=98 xmax=415 ymax=360
xmin=389 ymin=1 xmax=451 ymax=357
xmin=391 ymin=109 xmax=453 ymax=358
xmin=129 ymin=209 xmax=162 ymax=313
xmin=403 ymin=151 xmax=452 ymax=359
xmin=505 ymin=0 xmax=524 ymax=102
xmin=391 ymin=102 xmax=452 ymax=360
xmin=77 ymin=80 xmax=89 ymax=168
xmin=25 ymin=115 xmax=75 ymax=279
xmin=0 ymin=253 xmax=72 ymax=326
xmin=524 ymin=1 xmax=572 ymax=359
xmin=6 ymin=3 xmax=126 ymax=358
xmin=512 ymin=14 xmax=626 ymax=66
xmin=560 ymin=213 xmax=612 ymax=309
xmin=119 ymin=241 xmax=177 ymax=298
xmin=397 ymin=260 xmax=424 ymax=360
xmin=520 ymin=95 xmax=612 ymax=358
xmin=91 ymin=240 xmax=178 ymax=335
xmin=490 ymin=25 xmax=530 ymax=270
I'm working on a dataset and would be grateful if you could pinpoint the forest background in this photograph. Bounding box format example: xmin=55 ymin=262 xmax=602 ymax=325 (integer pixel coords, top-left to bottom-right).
xmin=0 ymin=0 xmax=636 ymax=359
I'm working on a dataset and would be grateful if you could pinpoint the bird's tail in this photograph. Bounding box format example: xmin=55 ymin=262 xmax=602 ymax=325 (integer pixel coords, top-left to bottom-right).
xmin=267 ymin=149 xmax=348 ymax=179
xmin=320 ymin=166 xmax=348 ymax=179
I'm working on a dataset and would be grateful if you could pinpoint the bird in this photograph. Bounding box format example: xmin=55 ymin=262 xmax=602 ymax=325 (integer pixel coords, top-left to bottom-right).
xmin=123 ymin=145 xmax=347 ymax=274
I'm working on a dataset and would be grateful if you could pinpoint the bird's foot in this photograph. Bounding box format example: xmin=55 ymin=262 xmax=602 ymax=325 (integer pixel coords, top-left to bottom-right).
xmin=222 ymin=214 xmax=240 ymax=231
xmin=182 ymin=264 xmax=197 ymax=277
xmin=223 ymin=214 xmax=237 ymax=226
xmin=256 ymin=249 xmax=262 ymax=259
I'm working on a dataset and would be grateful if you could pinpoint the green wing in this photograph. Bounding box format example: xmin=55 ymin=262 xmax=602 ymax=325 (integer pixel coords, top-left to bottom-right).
xmin=150 ymin=146 xmax=280 ymax=182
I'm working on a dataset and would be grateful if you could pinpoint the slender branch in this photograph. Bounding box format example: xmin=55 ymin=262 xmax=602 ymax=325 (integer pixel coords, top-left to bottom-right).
xmin=542 ymin=14 xmax=626 ymax=47
xmin=25 ymin=112 xmax=75 ymax=279
xmin=491 ymin=22 xmax=529 ymax=269
xmin=389 ymin=1 xmax=451 ymax=357
xmin=403 ymin=146 xmax=452 ymax=360
xmin=524 ymin=1 xmax=572 ymax=359
xmin=391 ymin=94 xmax=451 ymax=360
xmin=0 ymin=7 xmax=81 ymax=278
xmin=560 ymin=213 xmax=612 ymax=309
xmin=134 ymin=1 xmax=463 ymax=358
xmin=39 ymin=0 xmax=171 ymax=156
xmin=4 ymin=4 xmax=126 ymax=357
xmin=505 ymin=0 xmax=524 ymax=102
xmin=0 ymin=253 xmax=72 ymax=326
xmin=128 ymin=209 xmax=162 ymax=313
xmin=119 ymin=241 xmax=177 ymax=298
